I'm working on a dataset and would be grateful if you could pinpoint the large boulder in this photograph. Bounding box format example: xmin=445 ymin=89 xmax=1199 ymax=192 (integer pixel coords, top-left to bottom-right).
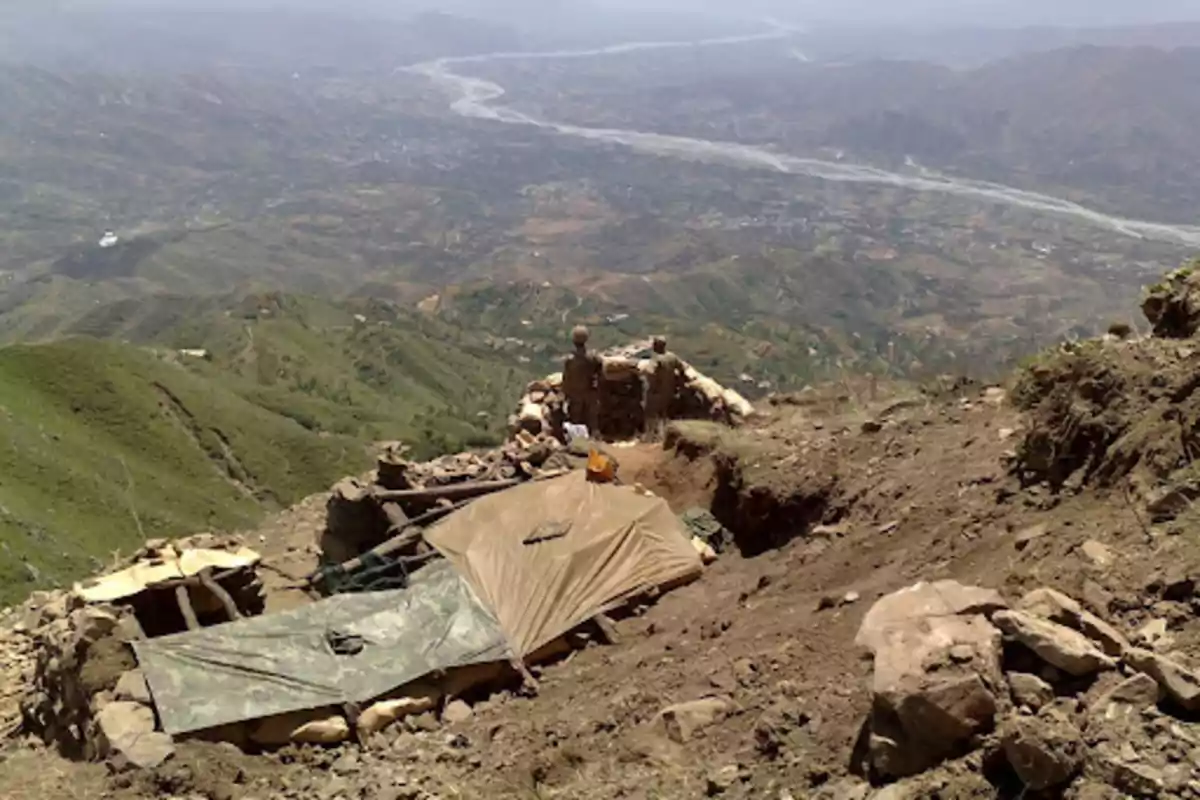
xmin=993 ymin=610 xmax=1116 ymax=676
xmin=859 ymin=583 xmax=1005 ymax=779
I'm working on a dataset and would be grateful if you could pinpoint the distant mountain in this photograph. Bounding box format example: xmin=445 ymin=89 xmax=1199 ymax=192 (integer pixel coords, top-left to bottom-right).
xmin=517 ymin=41 xmax=1200 ymax=222
xmin=798 ymin=22 xmax=1200 ymax=66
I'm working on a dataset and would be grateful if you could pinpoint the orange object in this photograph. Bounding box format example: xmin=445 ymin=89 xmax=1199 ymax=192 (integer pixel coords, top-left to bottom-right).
xmin=586 ymin=449 xmax=616 ymax=483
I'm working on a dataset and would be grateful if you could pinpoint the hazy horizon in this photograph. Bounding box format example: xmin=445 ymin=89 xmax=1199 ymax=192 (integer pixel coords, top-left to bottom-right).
xmin=10 ymin=0 xmax=1200 ymax=29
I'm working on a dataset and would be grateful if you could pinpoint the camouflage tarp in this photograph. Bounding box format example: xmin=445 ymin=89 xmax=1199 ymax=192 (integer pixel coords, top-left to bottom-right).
xmin=133 ymin=561 xmax=509 ymax=736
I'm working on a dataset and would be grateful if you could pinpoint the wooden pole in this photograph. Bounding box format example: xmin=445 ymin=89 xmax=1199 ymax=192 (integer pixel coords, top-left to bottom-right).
xmin=175 ymin=585 xmax=200 ymax=631
xmin=371 ymin=478 xmax=523 ymax=504
xmin=198 ymin=567 xmax=243 ymax=621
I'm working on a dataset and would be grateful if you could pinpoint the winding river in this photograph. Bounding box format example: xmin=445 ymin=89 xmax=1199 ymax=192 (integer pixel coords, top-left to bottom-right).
xmin=409 ymin=30 xmax=1200 ymax=248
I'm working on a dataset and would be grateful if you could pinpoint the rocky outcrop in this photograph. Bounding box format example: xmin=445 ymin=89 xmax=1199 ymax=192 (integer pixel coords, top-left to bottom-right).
xmin=1142 ymin=264 xmax=1200 ymax=338
xmin=860 ymin=581 xmax=1200 ymax=797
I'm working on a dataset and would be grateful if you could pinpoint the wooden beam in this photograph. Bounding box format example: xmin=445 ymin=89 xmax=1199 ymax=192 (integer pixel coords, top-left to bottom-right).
xmin=371 ymin=478 xmax=523 ymax=504
xmin=313 ymin=469 xmax=574 ymax=588
xmin=197 ymin=567 xmax=243 ymax=621
xmin=175 ymin=585 xmax=200 ymax=631
xmin=319 ymin=498 xmax=474 ymax=579
xmin=380 ymin=502 xmax=409 ymax=530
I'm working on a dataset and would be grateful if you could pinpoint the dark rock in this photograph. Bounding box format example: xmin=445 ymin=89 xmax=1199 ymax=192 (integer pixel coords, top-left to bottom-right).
xmin=1001 ymin=711 xmax=1084 ymax=790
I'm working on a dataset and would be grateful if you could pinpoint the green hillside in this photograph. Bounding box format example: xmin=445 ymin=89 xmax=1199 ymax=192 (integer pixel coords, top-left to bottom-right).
xmin=0 ymin=296 xmax=539 ymax=605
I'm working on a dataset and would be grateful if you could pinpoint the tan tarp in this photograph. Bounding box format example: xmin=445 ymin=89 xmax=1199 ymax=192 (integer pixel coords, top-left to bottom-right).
xmin=74 ymin=547 xmax=261 ymax=603
xmin=425 ymin=473 xmax=703 ymax=657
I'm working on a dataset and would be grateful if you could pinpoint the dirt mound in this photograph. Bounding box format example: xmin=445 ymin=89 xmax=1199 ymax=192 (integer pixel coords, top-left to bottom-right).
xmin=1011 ymin=339 xmax=1178 ymax=490
xmin=663 ymin=420 xmax=839 ymax=556
xmin=1013 ymin=293 xmax=1200 ymax=519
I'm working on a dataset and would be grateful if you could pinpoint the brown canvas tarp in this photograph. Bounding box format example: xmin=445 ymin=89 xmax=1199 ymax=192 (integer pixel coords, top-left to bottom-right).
xmin=424 ymin=473 xmax=703 ymax=657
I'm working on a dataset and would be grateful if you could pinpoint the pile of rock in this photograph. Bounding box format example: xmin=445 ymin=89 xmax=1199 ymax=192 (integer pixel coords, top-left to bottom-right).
xmin=320 ymin=434 xmax=573 ymax=571
xmin=3 ymin=591 xmax=173 ymax=769
xmin=858 ymin=580 xmax=1200 ymax=796
xmin=509 ymin=342 xmax=756 ymax=442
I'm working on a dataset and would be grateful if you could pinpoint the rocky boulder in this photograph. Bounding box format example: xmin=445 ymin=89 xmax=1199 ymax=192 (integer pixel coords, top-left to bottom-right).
xmin=855 ymin=581 xmax=1007 ymax=653
xmin=858 ymin=582 xmax=1006 ymax=779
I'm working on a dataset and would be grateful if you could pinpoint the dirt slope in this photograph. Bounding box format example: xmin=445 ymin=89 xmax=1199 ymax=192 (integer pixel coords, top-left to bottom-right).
xmin=3 ymin=366 xmax=1199 ymax=799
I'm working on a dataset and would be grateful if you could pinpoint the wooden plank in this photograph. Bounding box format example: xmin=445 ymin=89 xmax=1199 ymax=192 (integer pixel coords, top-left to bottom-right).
xmin=175 ymin=585 xmax=201 ymax=631
xmin=197 ymin=567 xmax=243 ymax=621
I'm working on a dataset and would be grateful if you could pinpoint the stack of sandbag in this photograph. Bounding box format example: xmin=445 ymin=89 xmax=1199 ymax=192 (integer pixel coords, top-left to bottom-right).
xmin=509 ymin=342 xmax=757 ymax=443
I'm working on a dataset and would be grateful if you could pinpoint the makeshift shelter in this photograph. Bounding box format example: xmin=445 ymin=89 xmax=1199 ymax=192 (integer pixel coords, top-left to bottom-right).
xmin=134 ymin=561 xmax=508 ymax=735
xmin=424 ymin=473 xmax=703 ymax=657
xmin=134 ymin=474 xmax=702 ymax=737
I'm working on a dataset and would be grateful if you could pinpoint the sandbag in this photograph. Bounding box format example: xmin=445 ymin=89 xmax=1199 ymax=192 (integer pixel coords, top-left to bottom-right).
xmin=357 ymin=694 xmax=439 ymax=736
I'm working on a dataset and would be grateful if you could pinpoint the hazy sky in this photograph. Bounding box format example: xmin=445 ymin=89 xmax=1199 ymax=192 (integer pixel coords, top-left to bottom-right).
xmin=11 ymin=0 xmax=1200 ymax=27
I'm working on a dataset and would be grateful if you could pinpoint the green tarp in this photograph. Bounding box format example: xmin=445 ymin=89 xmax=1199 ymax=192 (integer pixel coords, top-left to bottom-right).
xmin=134 ymin=561 xmax=509 ymax=736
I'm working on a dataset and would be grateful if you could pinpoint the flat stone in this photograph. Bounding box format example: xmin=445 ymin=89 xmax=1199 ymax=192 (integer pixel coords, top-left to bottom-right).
xmin=113 ymin=670 xmax=152 ymax=705
xmin=1008 ymin=672 xmax=1054 ymax=711
xmin=96 ymin=701 xmax=174 ymax=770
xmin=1079 ymin=540 xmax=1116 ymax=568
xmin=1098 ymin=673 xmax=1163 ymax=710
xmin=442 ymin=699 xmax=473 ymax=724
xmin=357 ymin=696 xmax=438 ymax=736
xmin=1111 ymin=762 xmax=1165 ymax=798
xmin=656 ymin=696 xmax=736 ymax=744
xmin=993 ymin=610 xmax=1116 ymax=676
xmin=1135 ymin=618 xmax=1174 ymax=651
xmin=1014 ymin=524 xmax=1048 ymax=551
xmin=856 ymin=580 xmax=1007 ymax=654
xmin=1125 ymin=647 xmax=1200 ymax=711
xmin=1017 ymin=587 xmax=1129 ymax=657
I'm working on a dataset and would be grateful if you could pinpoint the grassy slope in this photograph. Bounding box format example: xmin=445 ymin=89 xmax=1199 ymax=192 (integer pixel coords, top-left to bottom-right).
xmin=0 ymin=296 xmax=540 ymax=605
xmin=0 ymin=338 xmax=368 ymax=603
